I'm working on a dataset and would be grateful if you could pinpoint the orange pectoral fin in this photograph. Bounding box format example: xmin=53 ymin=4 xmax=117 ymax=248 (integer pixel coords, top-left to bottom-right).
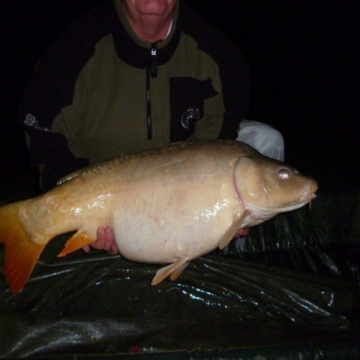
xmin=57 ymin=231 xmax=95 ymax=257
xmin=151 ymin=258 xmax=189 ymax=286
xmin=169 ymin=262 xmax=189 ymax=281
xmin=218 ymin=210 xmax=250 ymax=249
xmin=0 ymin=201 xmax=46 ymax=293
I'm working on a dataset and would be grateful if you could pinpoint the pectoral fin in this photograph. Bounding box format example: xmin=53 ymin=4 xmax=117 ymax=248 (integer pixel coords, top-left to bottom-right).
xmin=151 ymin=258 xmax=189 ymax=285
xmin=57 ymin=231 xmax=94 ymax=257
xmin=218 ymin=210 xmax=250 ymax=249
xmin=170 ymin=262 xmax=189 ymax=281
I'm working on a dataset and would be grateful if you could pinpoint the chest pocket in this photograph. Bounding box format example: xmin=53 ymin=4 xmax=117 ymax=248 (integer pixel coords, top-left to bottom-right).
xmin=169 ymin=77 xmax=219 ymax=142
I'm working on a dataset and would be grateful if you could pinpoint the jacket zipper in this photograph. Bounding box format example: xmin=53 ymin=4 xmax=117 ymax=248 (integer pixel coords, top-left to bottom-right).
xmin=146 ymin=42 xmax=159 ymax=140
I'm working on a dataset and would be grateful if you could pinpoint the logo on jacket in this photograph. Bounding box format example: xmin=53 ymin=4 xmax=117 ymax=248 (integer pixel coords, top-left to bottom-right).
xmin=24 ymin=113 xmax=50 ymax=132
xmin=181 ymin=107 xmax=200 ymax=129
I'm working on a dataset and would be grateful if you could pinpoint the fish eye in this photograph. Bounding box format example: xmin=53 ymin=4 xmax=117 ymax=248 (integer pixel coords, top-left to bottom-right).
xmin=278 ymin=168 xmax=291 ymax=180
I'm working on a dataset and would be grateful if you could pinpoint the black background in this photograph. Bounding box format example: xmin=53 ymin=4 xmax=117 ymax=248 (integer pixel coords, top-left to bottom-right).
xmin=1 ymin=0 xmax=359 ymax=191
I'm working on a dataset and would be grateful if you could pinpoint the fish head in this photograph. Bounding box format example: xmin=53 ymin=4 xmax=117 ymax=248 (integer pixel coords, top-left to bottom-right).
xmin=233 ymin=155 xmax=318 ymax=223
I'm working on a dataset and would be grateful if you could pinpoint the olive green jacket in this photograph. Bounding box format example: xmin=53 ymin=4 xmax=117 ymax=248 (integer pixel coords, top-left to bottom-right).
xmin=19 ymin=0 xmax=250 ymax=190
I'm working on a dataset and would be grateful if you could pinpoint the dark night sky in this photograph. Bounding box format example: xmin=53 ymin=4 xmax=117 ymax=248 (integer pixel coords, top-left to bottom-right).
xmin=1 ymin=0 xmax=359 ymax=190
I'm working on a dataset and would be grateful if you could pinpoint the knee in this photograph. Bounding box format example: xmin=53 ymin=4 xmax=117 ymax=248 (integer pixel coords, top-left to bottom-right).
xmin=237 ymin=120 xmax=285 ymax=161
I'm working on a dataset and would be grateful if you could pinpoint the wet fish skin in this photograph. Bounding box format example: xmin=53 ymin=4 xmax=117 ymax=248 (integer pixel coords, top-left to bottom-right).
xmin=0 ymin=140 xmax=318 ymax=293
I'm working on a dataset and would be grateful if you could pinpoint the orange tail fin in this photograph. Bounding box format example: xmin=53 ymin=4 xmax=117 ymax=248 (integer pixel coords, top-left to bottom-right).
xmin=0 ymin=201 xmax=46 ymax=293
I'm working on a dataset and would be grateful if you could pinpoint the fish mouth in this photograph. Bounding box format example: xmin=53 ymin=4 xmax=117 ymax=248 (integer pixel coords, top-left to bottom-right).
xmin=272 ymin=184 xmax=318 ymax=214
xmin=298 ymin=180 xmax=318 ymax=207
xmin=236 ymin=183 xmax=318 ymax=223
xmin=300 ymin=192 xmax=317 ymax=203
xmin=298 ymin=190 xmax=317 ymax=210
xmin=272 ymin=183 xmax=318 ymax=213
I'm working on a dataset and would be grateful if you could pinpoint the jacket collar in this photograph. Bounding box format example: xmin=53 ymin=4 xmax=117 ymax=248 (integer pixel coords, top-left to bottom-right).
xmin=111 ymin=0 xmax=181 ymax=68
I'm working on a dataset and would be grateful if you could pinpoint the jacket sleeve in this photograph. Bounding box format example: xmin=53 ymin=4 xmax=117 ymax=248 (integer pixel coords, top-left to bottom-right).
xmin=18 ymin=4 xmax=118 ymax=191
xmin=179 ymin=3 xmax=251 ymax=141
xmin=218 ymin=48 xmax=250 ymax=140
xmin=17 ymin=3 xmax=114 ymax=191
xmin=186 ymin=46 xmax=250 ymax=142
xmin=18 ymin=42 xmax=90 ymax=191
xmin=20 ymin=117 xmax=89 ymax=192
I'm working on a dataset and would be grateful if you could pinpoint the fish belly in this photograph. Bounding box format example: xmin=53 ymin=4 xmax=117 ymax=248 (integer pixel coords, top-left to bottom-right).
xmin=112 ymin=175 xmax=242 ymax=264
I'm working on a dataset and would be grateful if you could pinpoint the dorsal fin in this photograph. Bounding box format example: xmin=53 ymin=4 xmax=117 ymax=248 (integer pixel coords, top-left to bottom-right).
xmin=56 ymin=158 xmax=123 ymax=186
xmin=56 ymin=151 xmax=160 ymax=186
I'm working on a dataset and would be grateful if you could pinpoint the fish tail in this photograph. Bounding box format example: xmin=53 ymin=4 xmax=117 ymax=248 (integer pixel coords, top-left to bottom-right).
xmin=0 ymin=201 xmax=46 ymax=293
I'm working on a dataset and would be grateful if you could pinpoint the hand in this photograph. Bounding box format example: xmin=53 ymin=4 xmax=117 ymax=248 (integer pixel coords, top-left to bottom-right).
xmin=82 ymin=226 xmax=119 ymax=255
xmin=233 ymin=227 xmax=249 ymax=237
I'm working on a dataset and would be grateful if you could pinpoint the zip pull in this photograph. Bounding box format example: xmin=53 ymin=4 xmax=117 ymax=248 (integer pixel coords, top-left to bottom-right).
xmin=146 ymin=41 xmax=161 ymax=140
xmin=150 ymin=42 xmax=158 ymax=78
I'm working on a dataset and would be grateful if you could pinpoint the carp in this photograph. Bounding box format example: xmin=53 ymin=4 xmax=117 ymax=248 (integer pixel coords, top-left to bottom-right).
xmin=0 ymin=140 xmax=317 ymax=293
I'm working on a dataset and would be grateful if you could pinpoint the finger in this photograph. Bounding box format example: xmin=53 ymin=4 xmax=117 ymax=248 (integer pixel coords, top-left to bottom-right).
xmin=91 ymin=227 xmax=106 ymax=250
xmin=108 ymin=243 xmax=120 ymax=256
xmin=234 ymin=227 xmax=249 ymax=237
xmin=105 ymin=227 xmax=115 ymax=241
xmin=82 ymin=244 xmax=91 ymax=253
xmin=103 ymin=227 xmax=115 ymax=251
